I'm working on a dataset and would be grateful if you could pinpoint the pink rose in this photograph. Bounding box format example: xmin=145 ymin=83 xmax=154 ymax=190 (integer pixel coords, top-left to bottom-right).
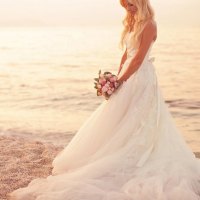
xmin=110 ymin=82 xmax=114 ymax=88
xmin=99 ymin=78 xmax=106 ymax=85
xmin=109 ymin=77 xmax=115 ymax=82
xmin=107 ymin=90 xmax=113 ymax=95
xmin=112 ymin=76 xmax=117 ymax=82
xmin=102 ymin=86 xmax=108 ymax=93
xmin=105 ymin=83 xmax=110 ymax=88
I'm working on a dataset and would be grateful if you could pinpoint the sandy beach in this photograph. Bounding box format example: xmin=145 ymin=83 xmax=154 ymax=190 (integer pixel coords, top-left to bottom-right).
xmin=1 ymin=135 xmax=199 ymax=200
xmin=0 ymin=135 xmax=62 ymax=200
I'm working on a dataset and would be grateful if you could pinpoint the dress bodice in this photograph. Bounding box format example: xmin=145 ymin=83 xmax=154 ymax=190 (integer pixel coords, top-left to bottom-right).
xmin=125 ymin=31 xmax=154 ymax=63
xmin=118 ymin=32 xmax=155 ymax=77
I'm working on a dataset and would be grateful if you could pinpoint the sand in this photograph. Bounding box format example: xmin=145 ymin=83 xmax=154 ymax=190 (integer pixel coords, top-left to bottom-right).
xmin=1 ymin=135 xmax=199 ymax=200
xmin=0 ymin=135 xmax=62 ymax=200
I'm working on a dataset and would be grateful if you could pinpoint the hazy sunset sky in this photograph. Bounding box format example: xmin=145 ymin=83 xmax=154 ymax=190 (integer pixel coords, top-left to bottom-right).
xmin=0 ymin=0 xmax=199 ymax=27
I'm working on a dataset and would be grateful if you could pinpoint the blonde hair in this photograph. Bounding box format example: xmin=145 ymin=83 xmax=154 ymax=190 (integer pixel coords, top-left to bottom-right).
xmin=119 ymin=0 xmax=155 ymax=50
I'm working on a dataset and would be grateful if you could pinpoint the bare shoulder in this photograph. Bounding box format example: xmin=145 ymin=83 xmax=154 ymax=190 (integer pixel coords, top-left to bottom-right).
xmin=144 ymin=19 xmax=157 ymax=32
xmin=143 ymin=19 xmax=157 ymax=41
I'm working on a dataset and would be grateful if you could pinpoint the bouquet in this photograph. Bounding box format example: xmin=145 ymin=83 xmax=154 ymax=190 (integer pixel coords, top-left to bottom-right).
xmin=94 ymin=70 xmax=120 ymax=100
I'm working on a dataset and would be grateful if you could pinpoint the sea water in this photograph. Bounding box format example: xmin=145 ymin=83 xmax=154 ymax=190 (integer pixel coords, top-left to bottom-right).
xmin=0 ymin=26 xmax=199 ymax=151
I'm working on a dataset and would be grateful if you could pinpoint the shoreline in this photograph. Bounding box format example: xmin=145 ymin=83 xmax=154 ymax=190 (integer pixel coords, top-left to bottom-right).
xmin=1 ymin=135 xmax=199 ymax=200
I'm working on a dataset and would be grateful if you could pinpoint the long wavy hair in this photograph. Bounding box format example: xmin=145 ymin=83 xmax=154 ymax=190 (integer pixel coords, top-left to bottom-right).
xmin=119 ymin=0 xmax=155 ymax=50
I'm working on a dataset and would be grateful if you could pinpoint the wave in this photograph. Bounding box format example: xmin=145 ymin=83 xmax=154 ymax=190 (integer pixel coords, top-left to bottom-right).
xmin=166 ymin=99 xmax=200 ymax=110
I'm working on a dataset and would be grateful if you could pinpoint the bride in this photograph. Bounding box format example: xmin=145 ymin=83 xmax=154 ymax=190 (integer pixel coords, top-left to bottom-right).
xmin=8 ymin=0 xmax=200 ymax=199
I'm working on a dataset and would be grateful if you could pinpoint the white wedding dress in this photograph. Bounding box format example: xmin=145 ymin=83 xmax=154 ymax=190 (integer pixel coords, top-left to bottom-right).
xmin=8 ymin=31 xmax=200 ymax=200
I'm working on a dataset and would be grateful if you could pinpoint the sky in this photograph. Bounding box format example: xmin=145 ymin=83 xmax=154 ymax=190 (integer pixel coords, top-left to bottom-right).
xmin=0 ymin=0 xmax=199 ymax=27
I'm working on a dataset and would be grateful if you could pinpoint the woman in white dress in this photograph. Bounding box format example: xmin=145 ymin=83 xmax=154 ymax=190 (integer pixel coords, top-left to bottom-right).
xmin=8 ymin=0 xmax=200 ymax=199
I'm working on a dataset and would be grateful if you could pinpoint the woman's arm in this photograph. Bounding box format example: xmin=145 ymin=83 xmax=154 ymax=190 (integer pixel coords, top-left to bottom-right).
xmin=117 ymin=21 xmax=157 ymax=84
xmin=117 ymin=48 xmax=127 ymax=76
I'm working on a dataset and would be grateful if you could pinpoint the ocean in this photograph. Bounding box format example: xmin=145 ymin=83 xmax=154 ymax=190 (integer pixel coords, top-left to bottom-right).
xmin=0 ymin=25 xmax=199 ymax=151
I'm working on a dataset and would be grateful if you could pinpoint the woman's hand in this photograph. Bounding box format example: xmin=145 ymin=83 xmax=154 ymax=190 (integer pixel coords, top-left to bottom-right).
xmin=117 ymin=76 xmax=126 ymax=85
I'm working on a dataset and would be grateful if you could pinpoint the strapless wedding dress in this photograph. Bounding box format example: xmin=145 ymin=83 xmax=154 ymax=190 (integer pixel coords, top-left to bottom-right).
xmin=8 ymin=32 xmax=200 ymax=200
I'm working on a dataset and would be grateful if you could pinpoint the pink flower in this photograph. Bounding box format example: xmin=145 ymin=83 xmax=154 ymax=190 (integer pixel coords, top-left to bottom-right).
xmin=109 ymin=82 xmax=114 ymax=88
xmin=107 ymin=89 xmax=113 ymax=95
xmin=95 ymin=70 xmax=119 ymax=99
xmin=102 ymin=86 xmax=108 ymax=93
xmin=105 ymin=83 xmax=110 ymax=88
xmin=109 ymin=76 xmax=116 ymax=82
xmin=109 ymin=77 xmax=114 ymax=82
xmin=99 ymin=78 xmax=106 ymax=85
xmin=113 ymin=76 xmax=117 ymax=82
